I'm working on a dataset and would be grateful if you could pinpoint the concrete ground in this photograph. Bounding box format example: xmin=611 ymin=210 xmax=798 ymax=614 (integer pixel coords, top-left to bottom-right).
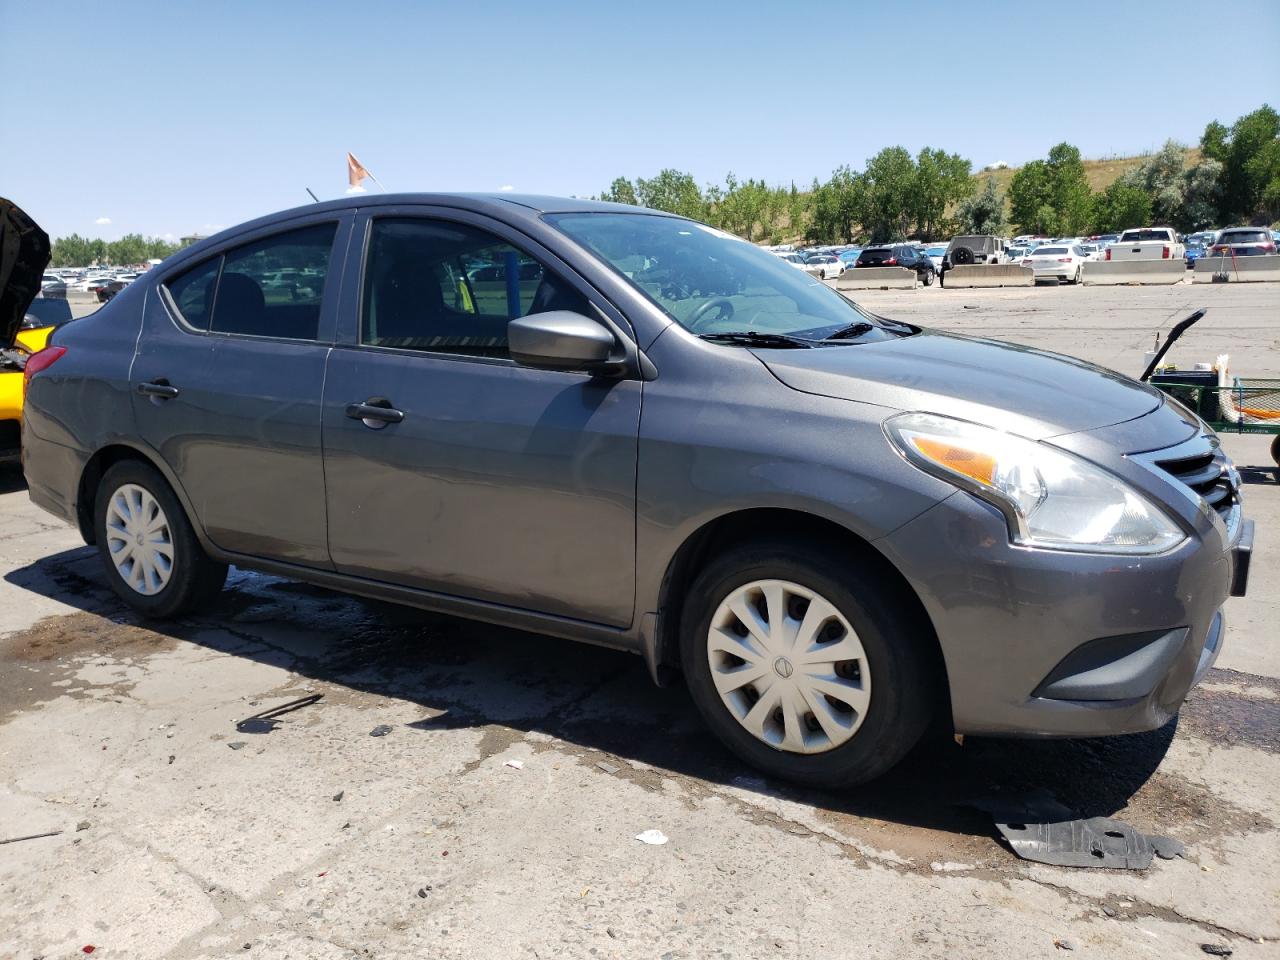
xmin=2 ymin=282 xmax=1278 ymax=959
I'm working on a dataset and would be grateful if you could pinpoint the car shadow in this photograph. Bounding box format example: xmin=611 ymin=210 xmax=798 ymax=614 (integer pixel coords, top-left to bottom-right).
xmin=4 ymin=545 xmax=1178 ymax=846
xmin=0 ymin=462 xmax=28 ymax=495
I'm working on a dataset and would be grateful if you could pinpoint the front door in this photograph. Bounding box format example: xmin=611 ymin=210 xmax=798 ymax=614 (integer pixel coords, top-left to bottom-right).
xmin=131 ymin=215 xmax=349 ymax=566
xmin=321 ymin=212 xmax=641 ymax=626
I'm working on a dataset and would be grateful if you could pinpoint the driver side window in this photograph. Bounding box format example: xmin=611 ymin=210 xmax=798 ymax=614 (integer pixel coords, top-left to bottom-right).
xmin=361 ymin=218 xmax=589 ymax=358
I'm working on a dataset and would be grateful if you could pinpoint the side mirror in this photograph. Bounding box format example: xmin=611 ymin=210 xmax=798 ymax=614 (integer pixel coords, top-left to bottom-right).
xmin=508 ymin=310 xmax=618 ymax=373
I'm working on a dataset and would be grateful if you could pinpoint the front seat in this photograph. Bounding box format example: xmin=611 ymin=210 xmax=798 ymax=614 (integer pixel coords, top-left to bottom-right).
xmin=213 ymin=272 xmax=266 ymax=335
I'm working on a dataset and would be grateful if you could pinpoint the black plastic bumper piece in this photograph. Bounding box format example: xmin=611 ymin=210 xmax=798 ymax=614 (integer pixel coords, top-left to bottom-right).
xmin=1033 ymin=627 xmax=1189 ymax=702
xmin=1231 ymin=518 xmax=1254 ymax=598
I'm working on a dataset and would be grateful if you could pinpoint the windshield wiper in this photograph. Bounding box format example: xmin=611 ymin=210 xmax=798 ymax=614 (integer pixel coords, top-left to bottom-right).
xmin=698 ymin=331 xmax=815 ymax=349
xmin=823 ymin=322 xmax=874 ymax=341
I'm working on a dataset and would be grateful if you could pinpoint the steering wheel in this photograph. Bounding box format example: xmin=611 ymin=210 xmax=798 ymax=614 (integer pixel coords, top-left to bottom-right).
xmin=685 ymin=297 xmax=735 ymax=331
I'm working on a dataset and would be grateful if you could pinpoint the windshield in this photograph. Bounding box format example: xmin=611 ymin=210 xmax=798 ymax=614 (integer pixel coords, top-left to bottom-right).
xmin=548 ymin=212 xmax=885 ymax=338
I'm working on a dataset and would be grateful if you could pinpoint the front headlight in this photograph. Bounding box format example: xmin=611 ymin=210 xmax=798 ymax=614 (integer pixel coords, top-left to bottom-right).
xmin=885 ymin=413 xmax=1186 ymax=555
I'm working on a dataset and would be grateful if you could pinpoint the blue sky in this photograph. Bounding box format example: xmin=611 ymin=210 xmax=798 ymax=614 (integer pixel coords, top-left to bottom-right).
xmin=3 ymin=0 xmax=1277 ymax=240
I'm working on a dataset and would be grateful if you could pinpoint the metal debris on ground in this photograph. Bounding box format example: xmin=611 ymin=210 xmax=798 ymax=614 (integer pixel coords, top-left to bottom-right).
xmin=635 ymin=829 xmax=669 ymax=845
xmin=503 ymin=759 xmax=524 ymax=770
xmin=369 ymin=725 xmax=394 ymax=737
xmin=0 ymin=830 xmax=63 ymax=846
xmin=332 ymin=790 xmax=344 ymax=802
xmin=228 ymin=741 xmax=247 ymax=751
xmin=1201 ymin=945 xmax=1233 ymax=957
xmin=596 ymin=760 xmax=622 ymax=775
xmin=235 ymin=693 xmax=323 ymax=733
xmin=973 ymin=791 xmax=1185 ymax=870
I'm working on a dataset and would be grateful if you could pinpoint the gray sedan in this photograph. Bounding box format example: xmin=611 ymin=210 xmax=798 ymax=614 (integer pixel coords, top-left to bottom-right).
xmin=14 ymin=194 xmax=1250 ymax=787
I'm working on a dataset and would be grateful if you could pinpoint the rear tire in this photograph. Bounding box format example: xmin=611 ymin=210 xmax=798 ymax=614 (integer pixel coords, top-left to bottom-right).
xmin=1270 ymin=434 xmax=1280 ymax=468
xmin=94 ymin=460 xmax=228 ymax=618
xmin=680 ymin=540 xmax=936 ymax=788
xmin=923 ymin=270 xmax=935 ymax=286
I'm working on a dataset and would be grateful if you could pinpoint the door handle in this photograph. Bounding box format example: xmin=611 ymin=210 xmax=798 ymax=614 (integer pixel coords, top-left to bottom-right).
xmin=345 ymin=397 xmax=404 ymax=427
xmin=137 ymin=379 xmax=179 ymax=399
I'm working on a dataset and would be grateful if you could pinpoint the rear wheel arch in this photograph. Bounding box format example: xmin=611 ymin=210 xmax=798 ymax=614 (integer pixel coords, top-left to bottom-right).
xmin=77 ymin=443 xmax=199 ymax=546
xmin=651 ymin=508 xmax=949 ymax=706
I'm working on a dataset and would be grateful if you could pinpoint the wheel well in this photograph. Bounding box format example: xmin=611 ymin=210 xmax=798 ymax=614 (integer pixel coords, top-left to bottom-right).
xmin=653 ymin=508 xmax=949 ymax=705
xmin=76 ymin=445 xmax=157 ymax=544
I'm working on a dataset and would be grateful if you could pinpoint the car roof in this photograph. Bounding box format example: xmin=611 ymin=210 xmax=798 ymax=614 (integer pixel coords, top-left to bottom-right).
xmin=167 ymin=193 xmax=678 ymax=269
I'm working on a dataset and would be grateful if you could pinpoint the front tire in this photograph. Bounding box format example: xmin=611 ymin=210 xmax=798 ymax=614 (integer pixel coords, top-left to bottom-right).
xmin=94 ymin=460 xmax=228 ymax=618
xmin=680 ymin=541 xmax=936 ymax=788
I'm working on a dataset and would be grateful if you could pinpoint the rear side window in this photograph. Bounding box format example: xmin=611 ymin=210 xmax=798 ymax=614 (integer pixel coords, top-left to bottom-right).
xmin=210 ymin=223 xmax=337 ymax=340
xmin=165 ymin=256 xmax=221 ymax=330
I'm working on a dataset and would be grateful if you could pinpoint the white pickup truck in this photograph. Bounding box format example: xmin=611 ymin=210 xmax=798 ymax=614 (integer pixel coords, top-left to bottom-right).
xmin=1105 ymin=226 xmax=1185 ymax=261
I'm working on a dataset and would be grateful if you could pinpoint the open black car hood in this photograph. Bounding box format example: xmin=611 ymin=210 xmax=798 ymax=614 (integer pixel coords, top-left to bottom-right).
xmin=0 ymin=198 xmax=51 ymax=347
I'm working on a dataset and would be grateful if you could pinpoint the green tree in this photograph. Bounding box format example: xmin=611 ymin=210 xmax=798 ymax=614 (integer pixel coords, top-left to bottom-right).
xmin=1008 ymin=144 xmax=1092 ymax=234
xmin=862 ymin=146 xmax=917 ymax=242
xmin=1008 ymin=160 xmax=1054 ymax=233
xmin=635 ymin=169 xmax=705 ymax=219
xmin=107 ymin=233 xmax=149 ymax=265
xmin=50 ymin=234 xmax=95 ymax=266
xmin=912 ymin=148 xmax=972 ymax=240
xmin=1090 ymin=179 xmax=1152 ymax=233
xmin=1204 ymin=105 xmax=1280 ymax=222
xmin=598 ymin=176 xmax=638 ymax=206
xmin=956 ymin=176 xmax=1006 ymax=235
xmin=1045 ymin=143 xmax=1092 ymax=234
xmin=804 ymin=166 xmax=865 ymax=244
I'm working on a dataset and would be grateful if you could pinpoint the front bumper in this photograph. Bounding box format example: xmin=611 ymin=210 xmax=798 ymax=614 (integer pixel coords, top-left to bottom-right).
xmin=877 ymin=479 xmax=1240 ymax=738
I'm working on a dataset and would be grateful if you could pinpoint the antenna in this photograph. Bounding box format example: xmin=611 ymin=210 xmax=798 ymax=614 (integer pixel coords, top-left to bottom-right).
xmin=305 ymin=188 xmax=320 ymax=203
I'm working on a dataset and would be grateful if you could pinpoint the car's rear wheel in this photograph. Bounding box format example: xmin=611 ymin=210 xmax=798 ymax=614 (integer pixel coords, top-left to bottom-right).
xmin=681 ymin=541 xmax=935 ymax=788
xmin=94 ymin=460 xmax=227 ymax=618
xmin=922 ymin=269 xmax=934 ymax=286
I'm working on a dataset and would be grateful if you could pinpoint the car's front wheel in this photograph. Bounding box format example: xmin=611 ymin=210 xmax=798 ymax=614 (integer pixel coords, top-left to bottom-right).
xmin=94 ymin=460 xmax=228 ymax=618
xmin=681 ymin=541 xmax=936 ymax=788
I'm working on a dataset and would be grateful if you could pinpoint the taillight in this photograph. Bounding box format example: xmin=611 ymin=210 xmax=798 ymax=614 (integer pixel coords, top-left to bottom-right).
xmin=1057 ymin=257 xmax=1072 ymax=262
xmin=23 ymin=345 xmax=66 ymax=398
xmin=1264 ymin=242 xmax=1276 ymax=252
xmin=1162 ymin=246 xmax=1170 ymax=259
xmin=1105 ymin=248 xmax=1112 ymax=261
xmin=1022 ymin=259 xmax=1032 ymax=265
xmin=884 ymin=257 xmax=897 ymax=265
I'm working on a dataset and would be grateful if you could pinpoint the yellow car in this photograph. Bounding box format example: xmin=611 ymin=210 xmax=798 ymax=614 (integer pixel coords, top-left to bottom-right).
xmin=2 ymin=315 xmax=69 ymax=461
xmin=1 ymin=197 xmax=64 ymax=462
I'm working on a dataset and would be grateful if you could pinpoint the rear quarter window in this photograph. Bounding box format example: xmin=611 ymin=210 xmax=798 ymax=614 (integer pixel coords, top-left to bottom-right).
xmin=164 ymin=256 xmax=221 ymax=331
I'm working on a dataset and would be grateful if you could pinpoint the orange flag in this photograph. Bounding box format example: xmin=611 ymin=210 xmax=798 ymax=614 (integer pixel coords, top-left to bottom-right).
xmin=347 ymin=152 xmax=371 ymax=189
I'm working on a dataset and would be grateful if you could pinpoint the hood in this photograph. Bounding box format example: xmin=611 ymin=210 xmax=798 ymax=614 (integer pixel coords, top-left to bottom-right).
xmin=0 ymin=198 xmax=51 ymax=347
xmin=754 ymin=328 xmax=1164 ymax=440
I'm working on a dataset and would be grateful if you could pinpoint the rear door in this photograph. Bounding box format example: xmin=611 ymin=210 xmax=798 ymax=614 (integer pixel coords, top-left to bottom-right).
xmin=320 ymin=208 xmax=641 ymax=626
xmin=132 ymin=213 xmax=351 ymax=566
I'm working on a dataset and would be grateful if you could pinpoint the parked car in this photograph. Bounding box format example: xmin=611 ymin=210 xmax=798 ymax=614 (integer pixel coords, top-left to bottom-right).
xmin=804 ymin=253 xmax=845 ymax=280
xmin=855 ymin=244 xmax=936 ymax=285
xmin=14 ymin=193 xmax=1251 ymax=788
xmin=1105 ymin=226 xmax=1184 ymax=261
xmin=1076 ymin=243 xmax=1101 ymax=261
xmin=1185 ymin=243 xmax=1207 ymax=268
xmin=923 ymin=246 xmax=946 ymax=273
xmin=1209 ymin=227 xmax=1277 ymax=257
xmin=1021 ymin=244 xmax=1089 ymax=283
xmin=942 ymin=235 xmax=1005 ymax=270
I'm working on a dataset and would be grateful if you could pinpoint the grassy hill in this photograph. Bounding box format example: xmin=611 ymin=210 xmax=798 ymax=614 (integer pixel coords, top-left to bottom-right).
xmin=976 ymin=148 xmax=1202 ymax=194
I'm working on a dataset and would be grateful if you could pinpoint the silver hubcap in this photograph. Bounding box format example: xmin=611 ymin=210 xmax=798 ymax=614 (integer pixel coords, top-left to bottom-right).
xmin=105 ymin=483 xmax=174 ymax=596
xmin=707 ymin=579 xmax=871 ymax=754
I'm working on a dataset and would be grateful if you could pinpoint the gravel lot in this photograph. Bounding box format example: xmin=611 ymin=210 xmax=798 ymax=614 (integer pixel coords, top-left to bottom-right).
xmin=2 ymin=281 xmax=1278 ymax=959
